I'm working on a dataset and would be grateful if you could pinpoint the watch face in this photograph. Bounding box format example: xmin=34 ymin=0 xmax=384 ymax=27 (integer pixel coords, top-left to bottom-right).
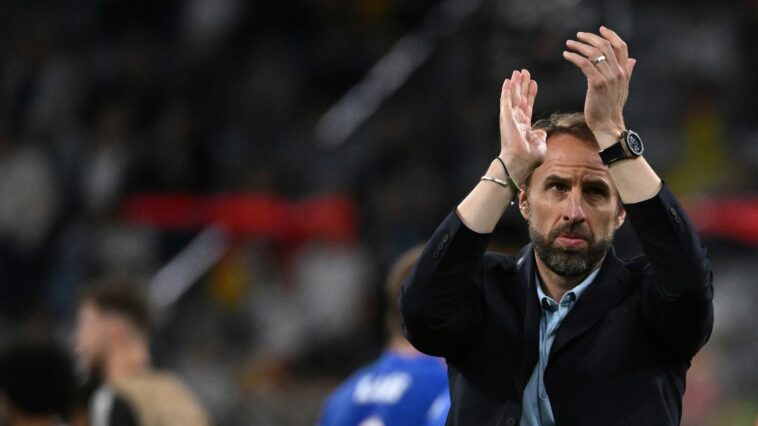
xmin=625 ymin=131 xmax=644 ymax=155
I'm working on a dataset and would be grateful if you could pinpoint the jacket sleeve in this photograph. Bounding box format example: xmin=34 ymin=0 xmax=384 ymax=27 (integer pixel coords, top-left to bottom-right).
xmin=624 ymin=184 xmax=714 ymax=359
xmin=399 ymin=210 xmax=494 ymax=358
xmin=110 ymin=395 xmax=139 ymax=426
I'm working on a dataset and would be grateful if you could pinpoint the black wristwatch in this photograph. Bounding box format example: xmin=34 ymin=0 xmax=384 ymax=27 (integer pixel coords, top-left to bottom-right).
xmin=599 ymin=130 xmax=644 ymax=166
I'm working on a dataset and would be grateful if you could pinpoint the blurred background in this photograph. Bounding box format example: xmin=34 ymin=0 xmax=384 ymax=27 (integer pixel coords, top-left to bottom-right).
xmin=0 ymin=0 xmax=756 ymax=424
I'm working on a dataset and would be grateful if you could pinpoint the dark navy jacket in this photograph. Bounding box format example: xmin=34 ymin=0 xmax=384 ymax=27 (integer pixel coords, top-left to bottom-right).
xmin=400 ymin=186 xmax=713 ymax=425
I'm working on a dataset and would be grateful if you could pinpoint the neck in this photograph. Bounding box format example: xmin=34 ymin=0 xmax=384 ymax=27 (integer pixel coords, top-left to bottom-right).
xmin=105 ymin=338 xmax=150 ymax=383
xmin=387 ymin=335 xmax=422 ymax=356
xmin=534 ymin=253 xmax=603 ymax=301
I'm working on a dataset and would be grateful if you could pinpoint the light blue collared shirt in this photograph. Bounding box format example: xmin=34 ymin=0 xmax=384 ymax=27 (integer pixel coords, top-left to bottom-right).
xmin=519 ymin=267 xmax=600 ymax=426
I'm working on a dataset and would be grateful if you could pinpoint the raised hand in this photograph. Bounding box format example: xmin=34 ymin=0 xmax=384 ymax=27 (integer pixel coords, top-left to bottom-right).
xmin=562 ymin=26 xmax=637 ymax=146
xmin=499 ymin=69 xmax=546 ymax=183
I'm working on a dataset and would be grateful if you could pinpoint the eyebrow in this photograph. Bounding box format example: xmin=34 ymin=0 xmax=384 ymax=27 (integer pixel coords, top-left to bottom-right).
xmin=583 ymin=177 xmax=611 ymax=189
xmin=542 ymin=174 xmax=611 ymax=189
xmin=543 ymin=174 xmax=571 ymax=183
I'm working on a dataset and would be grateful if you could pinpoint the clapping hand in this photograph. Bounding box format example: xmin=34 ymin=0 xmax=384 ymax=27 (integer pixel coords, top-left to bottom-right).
xmin=562 ymin=26 xmax=637 ymax=147
xmin=499 ymin=69 xmax=547 ymax=184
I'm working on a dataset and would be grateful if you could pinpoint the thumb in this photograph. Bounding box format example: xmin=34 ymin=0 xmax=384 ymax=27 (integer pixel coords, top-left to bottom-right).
xmin=627 ymin=58 xmax=637 ymax=77
xmin=528 ymin=129 xmax=547 ymax=144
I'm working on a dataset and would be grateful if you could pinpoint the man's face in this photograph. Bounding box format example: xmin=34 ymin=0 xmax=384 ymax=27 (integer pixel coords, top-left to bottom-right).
xmin=74 ymin=301 xmax=108 ymax=373
xmin=519 ymin=133 xmax=625 ymax=277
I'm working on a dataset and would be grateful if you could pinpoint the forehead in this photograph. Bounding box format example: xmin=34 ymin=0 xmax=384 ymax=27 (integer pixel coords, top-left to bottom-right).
xmin=532 ymin=133 xmax=610 ymax=182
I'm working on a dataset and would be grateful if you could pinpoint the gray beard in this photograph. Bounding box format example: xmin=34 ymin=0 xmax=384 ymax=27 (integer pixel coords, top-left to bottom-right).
xmin=528 ymin=221 xmax=613 ymax=277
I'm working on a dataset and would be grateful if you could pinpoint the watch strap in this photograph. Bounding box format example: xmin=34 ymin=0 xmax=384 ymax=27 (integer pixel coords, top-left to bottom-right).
xmin=599 ymin=140 xmax=629 ymax=166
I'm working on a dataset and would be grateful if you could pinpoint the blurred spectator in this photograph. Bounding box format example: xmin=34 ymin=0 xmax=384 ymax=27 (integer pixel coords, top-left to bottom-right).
xmin=0 ymin=337 xmax=76 ymax=426
xmin=0 ymin=137 xmax=59 ymax=319
xmin=73 ymin=281 xmax=211 ymax=426
xmin=0 ymin=139 xmax=58 ymax=253
xmin=317 ymin=245 xmax=448 ymax=426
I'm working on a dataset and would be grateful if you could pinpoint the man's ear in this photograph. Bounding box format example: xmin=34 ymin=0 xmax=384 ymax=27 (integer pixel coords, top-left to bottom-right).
xmin=614 ymin=205 xmax=626 ymax=230
xmin=518 ymin=190 xmax=529 ymax=220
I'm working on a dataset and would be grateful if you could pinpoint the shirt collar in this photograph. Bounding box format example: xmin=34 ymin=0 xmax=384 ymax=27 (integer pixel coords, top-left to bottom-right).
xmin=536 ymin=267 xmax=600 ymax=310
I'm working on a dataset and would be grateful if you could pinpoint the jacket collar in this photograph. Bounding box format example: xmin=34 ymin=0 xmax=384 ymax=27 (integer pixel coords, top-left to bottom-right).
xmin=517 ymin=246 xmax=633 ymax=361
xmin=549 ymin=248 xmax=632 ymax=359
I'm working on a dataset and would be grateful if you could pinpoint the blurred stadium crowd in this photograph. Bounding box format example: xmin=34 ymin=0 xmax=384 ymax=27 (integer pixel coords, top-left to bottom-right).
xmin=0 ymin=0 xmax=757 ymax=424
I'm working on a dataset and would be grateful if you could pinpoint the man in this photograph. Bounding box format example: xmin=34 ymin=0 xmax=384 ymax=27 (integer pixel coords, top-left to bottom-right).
xmin=400 ymin=27 xmax=713 ymax=425
xmin=318 ymin=246 xmax=449 ymax=426
xmin=74 ymin=282 xmax=211 ymax=426
xmin=0 ymin=337 xmax=77 ymax=426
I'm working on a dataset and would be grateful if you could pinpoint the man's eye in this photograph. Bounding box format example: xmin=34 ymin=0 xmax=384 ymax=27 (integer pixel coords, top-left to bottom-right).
xmin=585 ymin=187 xmax=607 ymax=196
xmin=549 ymin=183 xmax=568 ymax=191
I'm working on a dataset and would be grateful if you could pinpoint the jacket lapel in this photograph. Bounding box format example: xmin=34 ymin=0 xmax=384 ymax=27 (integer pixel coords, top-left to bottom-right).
xmin=517 ymin=245 xmax=541 ymax=388
xmin=549 ymin=249 xmax=633 ymax=360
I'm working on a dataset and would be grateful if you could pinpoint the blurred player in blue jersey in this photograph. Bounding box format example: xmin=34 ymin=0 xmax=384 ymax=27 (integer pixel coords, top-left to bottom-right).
xmin=318 ymin=246 xmax=449 ymax=426
xmin=423 ymin=390 xmax=451 ymax=426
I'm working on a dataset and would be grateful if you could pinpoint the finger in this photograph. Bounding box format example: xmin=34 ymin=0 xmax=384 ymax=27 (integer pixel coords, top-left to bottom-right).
xmin=510 ymin=71 xmax=523 ymax=110
xmin=566 ymin=39 xmax=617 ymax=81
xmin=569 ymin=36 xmax=626 ymax=84
xmin=565 ymin=40 xmax=601 ymax=62
xmin=576 ymin=31 xmax=621 ymax=70
xmin=599 ymin=26 xmax=629 ymax=70
xmin=519 ymin=69 xmax=531 ymax=112
xmin=562 ymin=50 xmax=603 ymax=82
xmin=500 ymin=78 xmax=513 ymax=115
xmin=565 ymin=39 xmax=615 ymax=73
xmin=525 ymin=80 xmax=538 ymax=121
xmin=527 ymin=129 xmax=546 ymax=145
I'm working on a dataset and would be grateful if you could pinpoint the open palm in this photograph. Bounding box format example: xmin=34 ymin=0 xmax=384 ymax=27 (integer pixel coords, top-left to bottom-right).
xmin=499 ymin=70 xmax=546 ymax=182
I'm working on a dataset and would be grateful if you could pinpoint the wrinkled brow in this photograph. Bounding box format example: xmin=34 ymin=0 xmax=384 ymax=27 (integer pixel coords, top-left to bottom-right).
xmin=541 ymin=174 xmax=611 ymax=189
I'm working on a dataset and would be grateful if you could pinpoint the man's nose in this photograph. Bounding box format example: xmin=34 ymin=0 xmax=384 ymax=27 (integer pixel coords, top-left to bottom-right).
xmin=563 ymin=190 xmax=586 ymax=223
